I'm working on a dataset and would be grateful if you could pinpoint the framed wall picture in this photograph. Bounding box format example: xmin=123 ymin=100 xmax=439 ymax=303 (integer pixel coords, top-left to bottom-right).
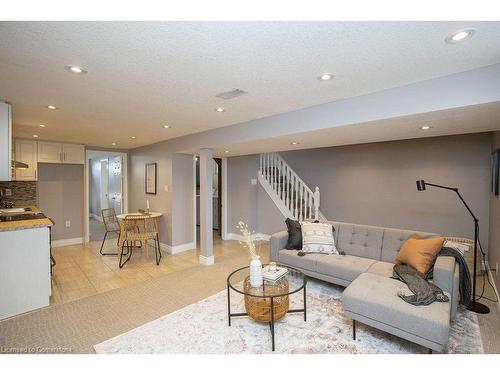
xmin=492 ymin=149 xmax=499 ymax=196
xmin=145 ymin=162 xmax=157 ymax=195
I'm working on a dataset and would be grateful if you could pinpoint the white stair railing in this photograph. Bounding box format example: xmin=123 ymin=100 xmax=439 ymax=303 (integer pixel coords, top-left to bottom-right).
xmin=258 ymin=152 xmax=326 ymax=221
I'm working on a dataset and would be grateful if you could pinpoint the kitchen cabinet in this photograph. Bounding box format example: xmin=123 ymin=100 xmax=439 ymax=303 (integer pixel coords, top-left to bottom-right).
xmin=0 ymin=226 xmax=51 ymax=320
xmin=37 ymin=141 xmax=62 ymax=163
xmin=14 ymin=139 xmax=38 ymax=181
xmin=37 ymin=141 xmax=85 ymax=164
xmin=62 ymin=143 xmax=85 ymax=164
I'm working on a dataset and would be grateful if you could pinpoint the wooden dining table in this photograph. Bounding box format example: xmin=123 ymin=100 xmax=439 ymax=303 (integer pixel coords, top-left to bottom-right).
xmin=116 ymin=211 xmax=163 ymax=221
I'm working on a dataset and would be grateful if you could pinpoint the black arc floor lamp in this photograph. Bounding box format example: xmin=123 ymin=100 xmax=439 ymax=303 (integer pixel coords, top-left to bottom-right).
xmin=416 ymin=180 xmax=490 ymax=314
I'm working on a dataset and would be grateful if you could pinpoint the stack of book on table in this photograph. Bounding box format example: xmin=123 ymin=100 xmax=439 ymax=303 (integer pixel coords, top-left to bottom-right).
xmin=262 ymin=265 xmax=288 ymax=281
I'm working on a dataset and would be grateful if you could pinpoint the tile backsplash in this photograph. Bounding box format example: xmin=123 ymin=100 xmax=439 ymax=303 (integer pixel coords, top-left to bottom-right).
xmin=0 ymin=181 xmax=37 ymax=206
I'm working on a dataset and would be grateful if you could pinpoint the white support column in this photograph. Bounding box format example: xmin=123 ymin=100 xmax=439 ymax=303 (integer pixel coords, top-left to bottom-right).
xmin=199 ymin=148 xmax=214 ymax=265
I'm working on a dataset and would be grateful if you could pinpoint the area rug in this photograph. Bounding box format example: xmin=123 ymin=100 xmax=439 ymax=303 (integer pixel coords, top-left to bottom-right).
xmin=94 ymin=280 xmax=483 ymax=354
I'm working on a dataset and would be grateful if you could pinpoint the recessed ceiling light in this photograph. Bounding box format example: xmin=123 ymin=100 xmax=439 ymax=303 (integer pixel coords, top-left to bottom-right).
xmin=46 ymin=105 xmax=57 ymax=110
xmin=65 ymin=65 xmax=87 ymax=74
xmin=420 ymin=125 xmax=432 ymax=130
xmin=318 ymin=73 xmax=334 ymax=81
xmin=445 ymin=29 xmax=475 ymax=44
xmin=111 ymin=142 xmax=116 ymax=146
xmin=162 ymin=125 xmax=170 ymax=129
xmin=291 ymin=141 xmax=299 ymax=145
xmin=33 ymin=134 xmax=39 ymax=138
xmin=130 ymin=136 xmax=136 ymax=139
xmin=39 ymin=124 xmax=46 ymax=128
xmin=224 ymin=150 xmax=229 ymax=153
xmin=215 ymin=107 xmax=225 ymax=113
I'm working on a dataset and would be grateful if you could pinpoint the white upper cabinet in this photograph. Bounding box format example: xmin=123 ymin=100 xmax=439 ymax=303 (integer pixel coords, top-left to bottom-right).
xmin=62 ymin=143 xmax=85 ymax=164
xmin=37 ymin=141 xmax=63 ymax=163
xmin=37 ymin=141 xmax=84 ymax=164
xmin=14 ymin=139 xmax=38 ymax=181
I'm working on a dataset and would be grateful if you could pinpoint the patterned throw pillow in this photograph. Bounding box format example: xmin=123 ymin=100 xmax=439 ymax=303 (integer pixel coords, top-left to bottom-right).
xmin=300 ymin=222 xmax=339 ymax=254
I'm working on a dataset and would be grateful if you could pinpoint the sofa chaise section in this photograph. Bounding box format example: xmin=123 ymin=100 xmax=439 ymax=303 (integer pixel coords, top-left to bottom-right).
xmin=342 ymin=273 xmax=451 ymax=352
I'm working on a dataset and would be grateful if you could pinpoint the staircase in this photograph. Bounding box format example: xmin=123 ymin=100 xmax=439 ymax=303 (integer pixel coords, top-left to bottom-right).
xmin=258 ymin=152 xmax=326 ymax=221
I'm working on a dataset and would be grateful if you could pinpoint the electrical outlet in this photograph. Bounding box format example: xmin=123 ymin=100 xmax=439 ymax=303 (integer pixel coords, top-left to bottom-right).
xmin=65 ymin=220 xmax=71 ymax=228
xmin=5 ymin=188 xmax=12 ymax=196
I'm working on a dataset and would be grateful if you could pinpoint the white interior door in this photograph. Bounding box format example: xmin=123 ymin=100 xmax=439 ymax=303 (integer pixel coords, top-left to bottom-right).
xmin=100 ymin=160 xmax=109 ymax=210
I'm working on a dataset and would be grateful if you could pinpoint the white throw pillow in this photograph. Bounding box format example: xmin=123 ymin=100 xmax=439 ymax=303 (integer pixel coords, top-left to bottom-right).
xmin=300 ymin=222 xmax=339 ymax=254
xmin=443 ymin=240 xmax=470 ymax=255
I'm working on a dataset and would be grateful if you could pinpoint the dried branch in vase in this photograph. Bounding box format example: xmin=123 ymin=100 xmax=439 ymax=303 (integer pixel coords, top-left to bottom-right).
xmin=237 ymin=221 xmax=262 ymax=259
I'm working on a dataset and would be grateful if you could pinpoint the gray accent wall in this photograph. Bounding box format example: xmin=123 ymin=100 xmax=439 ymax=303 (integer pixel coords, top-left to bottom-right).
xmin=228 ymin=133 xmax=493 ymax=251
xmin=488 ymin=131 xmax=500 ymax=291
xmin=129 ymin=143 xmax=172 ymax=245
xmin=227 ymin=155 xmax=286 ymax=235
xmin=37 ymin=163 xmax=84 ymax=241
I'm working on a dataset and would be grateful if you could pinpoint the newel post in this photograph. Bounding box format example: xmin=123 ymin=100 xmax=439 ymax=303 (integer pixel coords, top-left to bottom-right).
xmin=314 ymin=186 xmax=320 ymax=220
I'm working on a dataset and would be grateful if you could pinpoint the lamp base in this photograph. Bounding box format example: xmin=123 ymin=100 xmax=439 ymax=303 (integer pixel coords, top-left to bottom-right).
xmin=467 ymin=301 xmax=490 ymax=314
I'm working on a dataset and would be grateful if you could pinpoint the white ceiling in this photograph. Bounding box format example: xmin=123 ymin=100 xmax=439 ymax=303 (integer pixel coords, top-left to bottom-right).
xmin=1 ymin=21 xmax=500 ymax=149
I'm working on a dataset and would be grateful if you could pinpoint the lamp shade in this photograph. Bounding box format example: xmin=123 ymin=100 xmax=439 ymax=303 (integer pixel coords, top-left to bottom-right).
xmin=416 ymin=180 xmax=426 ymax=191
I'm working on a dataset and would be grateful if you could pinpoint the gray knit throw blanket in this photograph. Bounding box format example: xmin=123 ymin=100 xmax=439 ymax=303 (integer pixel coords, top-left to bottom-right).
xmin=392 ymin=264 xmax=449 ymax=306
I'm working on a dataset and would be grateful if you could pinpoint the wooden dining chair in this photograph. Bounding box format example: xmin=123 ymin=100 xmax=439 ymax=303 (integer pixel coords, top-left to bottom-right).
xmin=118 ymin=214 xmax=162 ymax=268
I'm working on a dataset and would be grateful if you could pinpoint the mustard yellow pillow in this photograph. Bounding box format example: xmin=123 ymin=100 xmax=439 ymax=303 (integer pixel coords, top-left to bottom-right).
xmin=395 ymin=234 xmax=445 ymax=275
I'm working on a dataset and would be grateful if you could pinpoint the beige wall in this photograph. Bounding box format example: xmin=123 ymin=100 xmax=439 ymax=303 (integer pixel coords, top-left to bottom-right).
xmin=488 ymin=131 xmax=500 ymax=291
xmin=37 ymin=163 xmax=84 ymax=241
xmin=229 ymin=133 xmax=493 ymax=251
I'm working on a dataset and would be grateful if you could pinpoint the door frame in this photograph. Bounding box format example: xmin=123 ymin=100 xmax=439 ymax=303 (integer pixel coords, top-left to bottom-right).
xmin=214 ymin=157 xmax=222 ymax=236
xmin=193 ymin=155 xmax=228 ymax=245
xmin=84 ymin=150 xmax=128 ymax=244
xmin=99 ymin=159 xmax=109 ymax=210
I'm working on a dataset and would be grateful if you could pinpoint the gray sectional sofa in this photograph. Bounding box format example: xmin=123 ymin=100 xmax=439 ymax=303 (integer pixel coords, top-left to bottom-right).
xmin=270 ymin=220 xmax=461 ymax=353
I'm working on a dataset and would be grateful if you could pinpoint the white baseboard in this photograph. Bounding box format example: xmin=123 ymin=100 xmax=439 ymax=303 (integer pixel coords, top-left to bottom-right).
xmin=227 ymin=232 xmax=271 ymax=242
xmin=160 ymin=241 xmax=196 ymax=255
xmin=51 ymin=237 xmax=84 ymax=248
xmin=199 ymin=254 xmax=214 ymax=265
xmin=487 ymin=268 xmax=500 ymax=306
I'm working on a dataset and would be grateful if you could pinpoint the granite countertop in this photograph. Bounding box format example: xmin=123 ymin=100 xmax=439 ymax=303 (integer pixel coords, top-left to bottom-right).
xmin=0 ymin=206 xmax=54 ymax=232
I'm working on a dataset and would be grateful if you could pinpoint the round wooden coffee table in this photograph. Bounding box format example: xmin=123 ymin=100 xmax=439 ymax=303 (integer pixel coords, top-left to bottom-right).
xmin=227 ymin=265 xmax=307 ymax=351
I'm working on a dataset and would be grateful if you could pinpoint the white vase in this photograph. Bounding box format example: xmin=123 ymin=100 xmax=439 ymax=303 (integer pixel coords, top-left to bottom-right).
xmin=250 ymin=256 xmax=263 ymax=287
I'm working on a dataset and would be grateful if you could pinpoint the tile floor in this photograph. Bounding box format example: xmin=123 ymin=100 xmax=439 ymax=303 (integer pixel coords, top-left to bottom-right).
xmin=50 ymin=232 xmax=247 ymax=305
